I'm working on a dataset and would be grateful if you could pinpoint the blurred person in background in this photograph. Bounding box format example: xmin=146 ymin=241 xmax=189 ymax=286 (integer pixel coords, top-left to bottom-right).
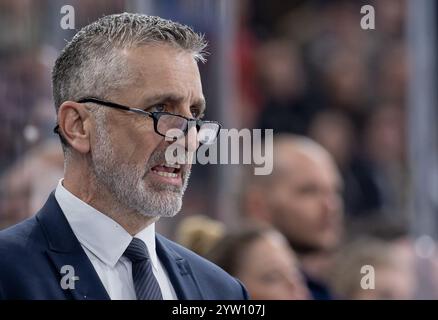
xmin=244 ymin=0 xmax=408 ymax=225
xmin=241 ymin=134 xmax=344 ymax=299
xmin=329 ymin=236 xmax=416 ymax=299
xmin=339 ymin=214 xmax=438 ymax=299
xmin=0 ymin=139 xmax=63 ymax=229
xmin=374 ymin=42 xmax=408 ymax=105
xmin=175 ymin=214 xmax=226 ymax=257
xmin=362 ymin=102 xmax=408 ymax=223
xmin=206 ymin=225 xmax=310 ymax=300
xmin=254 ymin=38 xmax=319 ymax=136
xmin=318 ymin=47 xmax=369 ymax=126
xmin=308 ymin=100 xmax=408 ymax=224
xmin=309 ymin=110 xmax=383 ymax=217
xmin=175 ymin=215 xmax=310 ymax=300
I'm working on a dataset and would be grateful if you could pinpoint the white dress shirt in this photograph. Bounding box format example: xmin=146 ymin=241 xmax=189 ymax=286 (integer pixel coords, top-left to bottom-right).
xmin=54 ymin=180 xmax=177 ymax=300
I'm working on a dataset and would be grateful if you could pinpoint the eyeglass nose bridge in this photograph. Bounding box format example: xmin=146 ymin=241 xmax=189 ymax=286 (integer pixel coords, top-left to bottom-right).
xmin=188 ymin=118 xmax=200 ymax=131
xmin=186 ymin=119 xmax=200 ymax=151
xmin=178 ymin=119 xmax=199 ymax=142
xmin=158 ymin=115 xmax=198 ymax=140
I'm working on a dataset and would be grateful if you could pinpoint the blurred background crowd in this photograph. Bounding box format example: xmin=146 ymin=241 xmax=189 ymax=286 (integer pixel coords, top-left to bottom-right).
xmin=1 ymin=0 xmax=438 ymax=299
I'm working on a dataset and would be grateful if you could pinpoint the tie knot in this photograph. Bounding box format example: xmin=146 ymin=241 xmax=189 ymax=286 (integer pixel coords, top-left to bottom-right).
xmin=123 ymin=238 xmax=150 ymax=263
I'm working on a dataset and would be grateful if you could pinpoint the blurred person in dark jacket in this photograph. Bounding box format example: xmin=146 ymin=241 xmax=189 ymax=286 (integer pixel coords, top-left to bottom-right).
xmin=309 ymin=110 xmax=384 ymax=217
xmin=241 ymin=134 xmax=344 ymax=299
xmin=254 ymin=38 xmax=320 ymax=135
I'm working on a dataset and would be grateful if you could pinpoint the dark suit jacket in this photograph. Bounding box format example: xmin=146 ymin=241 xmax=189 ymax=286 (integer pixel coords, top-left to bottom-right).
xmin=0 ymin=193 xmax=249 ymax=300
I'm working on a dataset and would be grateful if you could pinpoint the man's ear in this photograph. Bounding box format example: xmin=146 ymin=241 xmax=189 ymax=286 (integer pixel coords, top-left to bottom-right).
xmin=57 ymin=101 xmax=91 ymax=154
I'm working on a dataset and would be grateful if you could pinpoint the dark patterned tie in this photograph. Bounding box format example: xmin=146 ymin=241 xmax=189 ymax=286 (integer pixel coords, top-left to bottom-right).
xmin=123 ymin=238 xmax=163 ymax=300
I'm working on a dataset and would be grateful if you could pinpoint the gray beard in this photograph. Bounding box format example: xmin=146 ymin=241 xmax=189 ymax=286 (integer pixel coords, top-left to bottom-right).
xmin=91 ymin=121 xmax=191 ymax=218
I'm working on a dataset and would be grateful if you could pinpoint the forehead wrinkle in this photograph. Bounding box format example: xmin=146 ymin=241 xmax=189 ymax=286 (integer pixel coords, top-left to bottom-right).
xmin=138 ymin=92 xmax=205 ymax=109
xmin=119 ymin=46 xmax=204 ymax=110
xmin=124 ymin=44 xmax=200 ymax=81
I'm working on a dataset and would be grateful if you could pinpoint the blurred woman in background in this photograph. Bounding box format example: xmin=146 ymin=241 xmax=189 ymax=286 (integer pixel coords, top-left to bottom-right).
xmin=176 ymin=215 xmax=310 ymax=300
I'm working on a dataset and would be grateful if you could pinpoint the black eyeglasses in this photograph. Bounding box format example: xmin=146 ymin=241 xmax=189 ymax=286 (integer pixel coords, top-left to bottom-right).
xmin=54 ymin=97 xmax=222 ymax=145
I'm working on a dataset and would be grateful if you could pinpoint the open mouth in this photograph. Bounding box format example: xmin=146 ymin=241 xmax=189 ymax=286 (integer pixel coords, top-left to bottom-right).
xmin=151 ymin=163 xmax=182 ymax=178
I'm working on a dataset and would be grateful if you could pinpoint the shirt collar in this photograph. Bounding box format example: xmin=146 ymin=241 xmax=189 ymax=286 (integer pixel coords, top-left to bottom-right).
xmin=54 ymin=179 xmax=158 ymax=270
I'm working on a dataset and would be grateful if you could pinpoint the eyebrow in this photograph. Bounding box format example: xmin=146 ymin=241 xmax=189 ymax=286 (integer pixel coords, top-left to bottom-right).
xmin=141 ymin=93 xmax=206 ymax=114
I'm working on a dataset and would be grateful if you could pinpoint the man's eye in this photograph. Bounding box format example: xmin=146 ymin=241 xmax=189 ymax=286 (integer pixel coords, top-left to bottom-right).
xmin=149 ymin=104 xmax=166 ymax=112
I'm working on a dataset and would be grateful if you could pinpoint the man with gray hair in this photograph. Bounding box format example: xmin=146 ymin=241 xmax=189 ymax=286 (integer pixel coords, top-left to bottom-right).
xmin=0 ymin=13 xmax=247 ymax=300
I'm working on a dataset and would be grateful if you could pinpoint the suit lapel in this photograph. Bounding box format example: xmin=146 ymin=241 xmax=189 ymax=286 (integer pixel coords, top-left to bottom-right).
xmin=36 ymin=192 xmax=203 ymax=300
xmin=36 ymin=193 xmax=110 ymax=300
xmin=156 ymin=235 xmax=204 ymax=300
